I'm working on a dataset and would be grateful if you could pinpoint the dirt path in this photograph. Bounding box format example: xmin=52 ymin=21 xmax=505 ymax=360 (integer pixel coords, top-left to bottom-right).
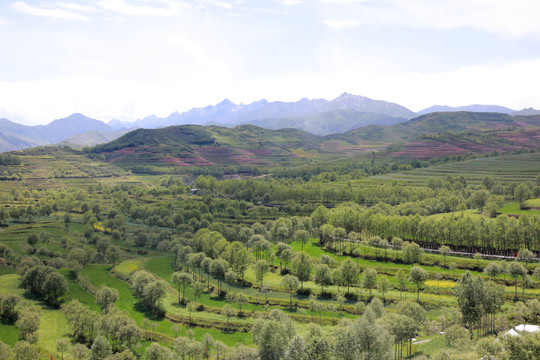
xmin=413 ymin=339 xmax=431 ymax=345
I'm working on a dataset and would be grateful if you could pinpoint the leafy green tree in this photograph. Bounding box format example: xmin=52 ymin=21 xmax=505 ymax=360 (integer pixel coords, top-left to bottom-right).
xmin=281 ymin=275 xmax=299 ymax=308
xmin=403 ymin=242 xmax=423 ymax=264
xmin=361 ymin=268 xmax=377 ymax=298
xmin=192 ymin=281 xmax=205 ymax=305
xmin=16 ymin=307 xmax=40 ymax=343
xmin=294 ymin=230 xmax=309 ymax=251
xmin=96 ymin=286 xmax=119 ymax=313
xmin=171 ymin=272 xmax=192 ymax=304
xmin=439 ymin=245 xmax=451 ymax=267
xmin=339 ymin=259 xmax=358 ymax=296
xmin=14 ymin=341 xmax=39 ymax=360
xmin=255 ymin=260 xmax=269 ymax=288
xmin=314 ymin=264 xmax=333 ymax=295
xmin=0 ymin=341 xmax=13 ymax=360
xmin=292 ymin=252 xmax=312 ymax=291
xmin=71 ymin=343 xmax=90 ymax=360
xmin=514 ymin=183 xmax=532 ymax=207
xmin=145 ymin=342 xmax=173 ymax=360
xmin=284 ymin=335 xmax=306 ymax=360
xmin=409 ymin=266 xmax=428 ymax=302
xmin=377 ymin=276 xmax=390 ymax=303
xmin=56 ymin=338 xmax=70 ymax=360
xmin=396 ymin=270 xmax=407 ymax=300
xmin=508 ymin=261 xmax=527 ymax=299
xmin=484 ymin=262 xmax=502 ymax=280
xmin=454 ymin=271 xmax=485 ymax=339
xmin=221 ymin=304 xmax=236 ymax=330
xmin=89 ymin=336 xmax=112 ymax=360
xmin=187 ymin=302 xmax=197 ymax=323
xmin=224 ymin=242 xmax=251 ymax=279
xmin=252 ymin=312 xmax=295 ymax=360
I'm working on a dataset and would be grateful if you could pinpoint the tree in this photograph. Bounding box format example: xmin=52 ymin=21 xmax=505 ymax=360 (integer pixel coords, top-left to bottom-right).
xmin=514 ymin=183 xmax=532 ymax=207
xmin=96 ymin=286 xmax=119 ymax=313
xmin=377 ymin=276 xmax=390 ymax=303
xmin=224 ymin=242 xmax=251 ymax=279
xmin=396 ymin=270 xmax=407 ymax=300
xmin=64 ymin=213 xmax=71 ymax=233
xmin=294 ymin=230 xmax=310 ymax=251
xmin=454 ymin=271 xmax=485 ymax=339
xmin=214 ymin=340 xmax=227 ymax=360
xmin=71 ymin=343 xmax=90 ymax=360
xmin=210 ymin=259 xmax=229 ymax=294
xmin=202 ymin=333 xmax=214 ymax=359
xmin=314 ymin=264 xmax=333 ymax=295
xmin=187 ymin=302 xmax=197 ymax=323
xmin=254 ymin=260 xmax=269 ymax=288
xmin=252 ymin=313 xmax=295 ymax=360
xmin=145 ymin=342 xmax=173 ymax=360
xmin=409 ymin=266 xmax=428 ymax=302
xmin=0 ymin=342 xmax=13 ymax=360
xmin=517 ymin=249 xmax=535 ymax=269
xmin=292 ymin=252 xmax=312 ymax=291
xmin=484 ymin=262 xmax=502 ymax=280
xmin=14 ymin=341 xmax=39 ymax=360
xmin=221 ymin=304 xmax=236 ymax=330
xmin=508 ymin=261 xmax=526 ymax=299
xmin=281 ymin=275 xmax=299 ymax=308
xmin=56 ymin=338 xmax=70 ymax=360
xmin=234 ymin=292 xmax=249 ymax=314
xmin=171 ymin=272 xmax=192 ymax=304
xmin=403 ymin=242 xmax=423 ymax=264
xmin=281 ymin=248 xmax=294 ymax=272
xmin=225 ymin=270 xmax=238 ymax=292
xmin=361 ymin=268 xmax=377 ymax=298
xmin=16 ymin=307 xmax=40 ymax=343
xmin=192 ymin=281 xmax=205 ymax=305
xmin=339 ymin=259 xmax=358 ymax=296
xmin=284 ymin=335 xmax=306 ymax=360
xmin=142 ymin=280 xmax=167 ymax=315
xmin=26 ymin=234 xmax=38 ymax=247
xmin=89 ymin=336 xmax=112 ymax=360
xmin=439 ymin=245 xmax=451 ymax=267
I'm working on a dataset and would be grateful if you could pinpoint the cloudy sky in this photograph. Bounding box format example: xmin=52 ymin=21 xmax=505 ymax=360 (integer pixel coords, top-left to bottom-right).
xmin=1 ymin=0 xmax=540 ymax=125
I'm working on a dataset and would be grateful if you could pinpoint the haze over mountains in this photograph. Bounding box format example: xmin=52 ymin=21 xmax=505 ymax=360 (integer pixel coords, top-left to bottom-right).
xmin=0 ymin=93 xmax=539 ymax=152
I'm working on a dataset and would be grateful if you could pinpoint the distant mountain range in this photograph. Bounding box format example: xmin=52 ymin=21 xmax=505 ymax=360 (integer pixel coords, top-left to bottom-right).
xmin=108 ymin=93 xmax=417 ymax=132
xmin=0 ymin=113 xmax=113 ymax=152
xmin=1 ymin=93 xmax=539 ymax=153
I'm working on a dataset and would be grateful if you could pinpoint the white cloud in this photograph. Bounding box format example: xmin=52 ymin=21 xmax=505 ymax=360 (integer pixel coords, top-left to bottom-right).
xmin=321 ymin=0 xmax=540 ymax=38
xmin=2 ymin=57 xmax=539 ymax=125
xmin=11 ymin=1 xmax=90 ymax=21
xmin=323 ymin=19 xmax=360 ymax=29
xmin=97 ymin=0 xmax=188 ymax=17
xmin=280 ymin=0 xmax=302 ymax=5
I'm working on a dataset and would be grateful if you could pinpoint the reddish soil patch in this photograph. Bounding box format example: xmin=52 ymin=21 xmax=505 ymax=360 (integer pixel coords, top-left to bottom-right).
xmin=496 ymin=130 xmax=540 ymax=148
xmin=194 ymin=147 xmax=269 ymax=166
xmin=161 ymin=156 xmax=189 ymax=166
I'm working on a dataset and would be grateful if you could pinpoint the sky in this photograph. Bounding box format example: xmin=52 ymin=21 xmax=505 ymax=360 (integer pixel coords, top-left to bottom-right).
xmin=1 ymin=0 xmax=540 ymax=125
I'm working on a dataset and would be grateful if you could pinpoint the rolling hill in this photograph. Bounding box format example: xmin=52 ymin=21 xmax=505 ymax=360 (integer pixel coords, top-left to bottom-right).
xmin=417 ymin=104 xmax=515 ymax=115
xmin=90 ymin=111 xmax=540 ymax=171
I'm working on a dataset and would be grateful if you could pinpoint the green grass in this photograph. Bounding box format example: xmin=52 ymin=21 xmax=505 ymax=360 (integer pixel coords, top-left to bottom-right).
xmin=80 ymin=264 xmax=252 ymax=346
xmin=0 ymin=274 xmax=72 ymax=356
xmin=499 ymin=201 xmax=540 ymax=216
xmin=59 ymin=269 xmax=99 ymax=311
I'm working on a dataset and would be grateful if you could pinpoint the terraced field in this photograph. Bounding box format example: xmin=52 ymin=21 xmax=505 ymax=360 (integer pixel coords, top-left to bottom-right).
xmin=371 ymin=152 xmax=540 ymax=185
